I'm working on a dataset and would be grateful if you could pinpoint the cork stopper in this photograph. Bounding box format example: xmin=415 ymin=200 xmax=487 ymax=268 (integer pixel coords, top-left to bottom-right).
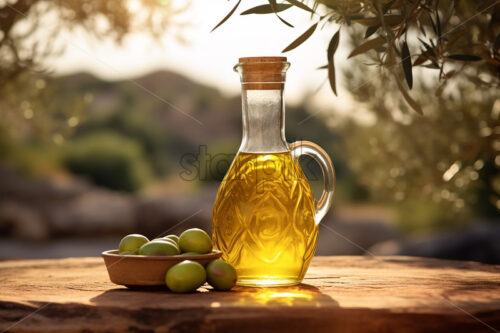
xmin=234 ymin=56 xmax=290 ymax=90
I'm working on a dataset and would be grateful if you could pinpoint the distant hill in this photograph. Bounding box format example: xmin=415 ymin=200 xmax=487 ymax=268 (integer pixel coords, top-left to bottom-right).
xmin=46 ymin=70 xmax=343 ymax=182
xmin=50 ymin=71 xmax=242 ymax=145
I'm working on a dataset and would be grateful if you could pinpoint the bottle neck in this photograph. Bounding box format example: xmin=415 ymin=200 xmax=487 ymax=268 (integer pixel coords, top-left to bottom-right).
xmin=239 ymin=89 xmax=289 ymax=153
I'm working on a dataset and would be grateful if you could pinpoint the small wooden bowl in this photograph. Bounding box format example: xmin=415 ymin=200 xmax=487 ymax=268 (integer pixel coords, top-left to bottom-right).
xmin=102 ymin=249 xmax=222 ymax=288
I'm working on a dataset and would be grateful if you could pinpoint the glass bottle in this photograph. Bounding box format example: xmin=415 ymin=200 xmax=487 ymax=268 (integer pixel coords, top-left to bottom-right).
xmin=212 ymin=56 xmax=335 ymax=287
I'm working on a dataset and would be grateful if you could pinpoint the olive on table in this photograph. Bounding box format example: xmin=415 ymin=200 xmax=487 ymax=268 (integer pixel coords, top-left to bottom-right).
xmin=165 ymin=260 xmax=206 ymax=293
xmin=206 ymin=259 xmax=237 ymax=291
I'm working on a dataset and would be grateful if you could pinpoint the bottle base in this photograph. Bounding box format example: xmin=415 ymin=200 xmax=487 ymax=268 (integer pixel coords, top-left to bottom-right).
xmin=236 ymin=278 xmax=302 ymax=287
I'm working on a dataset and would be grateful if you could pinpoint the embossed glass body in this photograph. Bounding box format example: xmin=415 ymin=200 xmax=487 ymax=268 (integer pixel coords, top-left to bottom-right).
xmin=212 ymin=57 xmax=335 ymax=287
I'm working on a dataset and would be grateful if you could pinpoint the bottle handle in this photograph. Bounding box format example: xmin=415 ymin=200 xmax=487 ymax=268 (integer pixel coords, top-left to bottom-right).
xmin=289 ymin=141 xmax=336 ymax=225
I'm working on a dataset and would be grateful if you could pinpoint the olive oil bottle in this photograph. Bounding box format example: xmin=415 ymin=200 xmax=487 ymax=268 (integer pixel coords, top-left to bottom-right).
xmin=212 ymin=57 xmax=335 ymax=287
xmin=213 ymin=152 xmax=318 ymax=286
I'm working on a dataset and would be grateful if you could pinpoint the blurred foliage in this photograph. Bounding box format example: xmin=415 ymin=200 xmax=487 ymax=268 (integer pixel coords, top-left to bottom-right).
xmin=0 ymin=0 xmax=497 ymax=233
xmin=340 ymin=53 xmax=499 ymax=230
xmin=0 ymin=73 xmax=77 ymax=144
xmin=215 ymin=0 xmax=500 ymax=113
xmin=215 ymin=0 xmax=500 ymax=230
xmin=63 ymin=131 xmax=152 ymax=192
xmin=396 ymin=198 xmax=460 ymax=232
xmin=286 ymin=104 xmax=369 ymax=202
xmin=76 ymin=109 xmax=172 ymax=176
xmin=1 ymin=0 xmax=181 ymax=82
xmin=3 ymin=143 xmax=62 ymax=177
xmin=0 ymin=0 xmax=184 ymax=138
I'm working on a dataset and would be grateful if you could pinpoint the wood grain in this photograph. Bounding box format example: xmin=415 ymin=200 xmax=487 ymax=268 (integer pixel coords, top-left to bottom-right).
xmin=0 ymin=256 xmax=499 ymax=332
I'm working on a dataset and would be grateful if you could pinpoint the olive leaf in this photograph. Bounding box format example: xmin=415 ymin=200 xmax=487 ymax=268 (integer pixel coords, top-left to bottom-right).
xmin=435 ymin=3 xmax=441 ymax=40
xmin=447 ymin=54 xmax=482 ymax=61
xmin=428 ymin=12 xmax=437 ymax=35
xmin=364 ymin=25 xmax=379 ymax=39
xmin=443 ymin=70 xmax=456 ymax=79
xmin=211 ymin=0 xmax=242 ymax=32
xmin=284 ymin=0 xmax=315 ymax=13
xmin=348 ymin=36 xmax=386 ymax=58
xmin=277 ymin=17 xmax=294 ymax=27
xmin=382 ymin=0 xmax=397 ymax=14
xmin=418 ymin=37 xmax=436 ymax=60
xmin=327 ymin=29 xmax=340 ymax=96
xmin=422 ymin=63 xmax=440 ymax=69
xmin=269 ymin=0 xmax=294 ymax=27
xmin=395 ymin=75 xmax=423 ymax=115
xmin=240 ymin=4 xmax=292 ymax=15
xmin=282 ymin=22 xmax=318 ymax=53
xmin=413 ymin=54 xmax=428 ymax=66
xmin=401 ymin=41 xmax=413 ymax=89
xmin=353 ymin=15 xmax=403 ymax=27
xmin=418 ymin=37 xmax=433 ymax=51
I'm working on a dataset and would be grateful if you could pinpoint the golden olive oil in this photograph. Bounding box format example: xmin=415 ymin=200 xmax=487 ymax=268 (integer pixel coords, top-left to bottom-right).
xmin=212 ymin=152 xmax=317 ymax=286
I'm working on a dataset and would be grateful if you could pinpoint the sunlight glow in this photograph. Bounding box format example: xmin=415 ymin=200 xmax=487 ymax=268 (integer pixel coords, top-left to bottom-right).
xmin=48 ymin=1 xmax=359 ymax=114
xmin=443 ymin=162 xmax=461 ymax=182
xmin=128 ymin=0 xmax=141 ymax=12
xmin=210 ymin=302 xmax=221 ymax=308
xmin=236 ymin=287 xmax=317 ymax=307
xmin=252 ymin=290 xmax=313 ymax=306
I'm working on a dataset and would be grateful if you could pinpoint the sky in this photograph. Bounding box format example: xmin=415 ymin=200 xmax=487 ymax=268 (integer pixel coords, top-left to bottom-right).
xmin=44 ymin=0 xmax=365 ymax=121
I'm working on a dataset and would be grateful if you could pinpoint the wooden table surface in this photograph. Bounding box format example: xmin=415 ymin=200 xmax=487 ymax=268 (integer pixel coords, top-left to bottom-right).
xmin=0 ymin=256 xmax=499 ymax=333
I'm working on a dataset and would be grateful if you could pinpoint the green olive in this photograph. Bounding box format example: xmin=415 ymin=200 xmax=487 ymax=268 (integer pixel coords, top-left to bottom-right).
xmin=165 ymin=260 xmax=206 ymax=293
xmin=138 ymin=240 xmax=180 ymax=256
xmin=206 ymin=260 xmax=237 ymax=291
xmin=118 ymin=234 xmax=149 ymax=254
xmin=178 ymin=228 xmax=212 ymax=254
xmin=152 ymin=238 xmax=178 ymax=248
xmin=163 ymin=234 xmax=179 ymax=244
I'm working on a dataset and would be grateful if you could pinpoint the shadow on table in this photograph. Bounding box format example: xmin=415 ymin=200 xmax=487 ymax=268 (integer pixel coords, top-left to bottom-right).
xmin=90 ymin=283 xmax=338 ymax=309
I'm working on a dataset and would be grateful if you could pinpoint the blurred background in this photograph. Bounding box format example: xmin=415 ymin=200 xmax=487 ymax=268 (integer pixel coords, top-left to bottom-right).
xmin=0 ymin=0 xmax=499 ymax=263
